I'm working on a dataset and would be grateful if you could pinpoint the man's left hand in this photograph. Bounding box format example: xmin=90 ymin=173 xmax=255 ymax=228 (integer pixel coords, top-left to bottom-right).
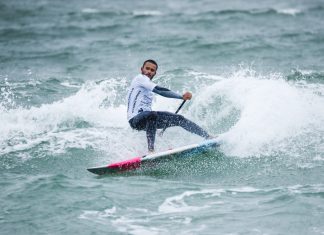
xmin=182 ymin=92 xmax=192 ymax=100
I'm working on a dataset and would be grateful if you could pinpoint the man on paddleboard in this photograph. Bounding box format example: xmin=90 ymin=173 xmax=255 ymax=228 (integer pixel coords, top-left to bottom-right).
xmin=127 ymin=59 xmax=213 ymax=153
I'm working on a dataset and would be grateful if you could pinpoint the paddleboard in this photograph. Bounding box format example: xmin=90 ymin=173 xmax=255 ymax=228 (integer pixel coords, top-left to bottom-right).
xmin=87 ymin=138 xmax=220 ymax=175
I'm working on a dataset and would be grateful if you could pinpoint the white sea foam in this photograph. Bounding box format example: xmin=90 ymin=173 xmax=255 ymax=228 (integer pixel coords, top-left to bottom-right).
xmin=81 ymin=8 xmax=100 ymax=14
xmin=276 ymin=8 xmax=301 ymax=16
xmin=159 ymin=186 xmax=262 ymax=214
xmin=287 ymin=184 xmax=324 ymax=195
xmin=79 ymin=207 xmax=117 ymax=220
xmin=0 ymin=79 xmax=129 ymax=157
xmin=80 ymin=207 xmax=165 ymax=235
xmin=229 ymin=186 xmax=259 ymax=193
xmin=190 ymin=68 xmax=324 ymax=158
xmin=158 ymin=189 xmax=223 ymax=213
xmin=133 ymin=10 xmax=163 ymax=16
xmin=60 ymin=82 xmax=81 ymax=88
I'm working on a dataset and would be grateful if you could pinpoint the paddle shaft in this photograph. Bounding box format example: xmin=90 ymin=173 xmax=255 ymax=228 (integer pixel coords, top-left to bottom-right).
xmin=160 ymin=100 xmax=186 ymax=136
xmin=175 ymin=100 xmax=186 ymax=114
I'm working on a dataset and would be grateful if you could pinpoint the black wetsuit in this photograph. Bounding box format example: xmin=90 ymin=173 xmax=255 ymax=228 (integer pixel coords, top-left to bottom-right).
xmin=129 ymin=111 xmax=210 ymax=151
xmin=127 ymin=75 xmax=210 ymax=151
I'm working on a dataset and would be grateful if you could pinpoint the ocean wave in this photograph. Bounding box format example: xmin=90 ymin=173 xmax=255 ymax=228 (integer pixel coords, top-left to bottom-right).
xmin=80 ymin=206 xmax=167 ymax=234
xmin=76 ymin=8 xmax=128 ymax=18
xmin=1 ymin=68 xmax=323 ymax=162
xmin=75 ymin=8 xmax=163 ymax=19
xmin=132 ymin=10 xmax=163 ymax=17
xmin=0 ymin=79 xmax=129 ymax=156
xmin=192 ymin=7 xmax=303 ymax=17
xmin=77 ymin=183 xmax=323 ymax=234
xmin=276 ymin=8 xmax=302 ymax=16
xmin=158 ymin=184 xmax=324 ymax=214
xmin=287 ymin=69 xmax=324 ymax=83
xmin=189 ymin=68 xmax=324 ymax=158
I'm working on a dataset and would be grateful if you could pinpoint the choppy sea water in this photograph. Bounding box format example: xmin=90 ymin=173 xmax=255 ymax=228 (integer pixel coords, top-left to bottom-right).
xmin=1 ymin=0 xmax=324 ymax=234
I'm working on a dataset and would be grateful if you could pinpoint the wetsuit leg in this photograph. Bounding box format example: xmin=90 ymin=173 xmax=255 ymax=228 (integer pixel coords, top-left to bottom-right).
xmin=129 ymin=111 xmax=210 ymax=151
xmin=129 ymin=111 xmax=157 ymax=151
xmin=155 ymin=111 xmax=210 ymax=138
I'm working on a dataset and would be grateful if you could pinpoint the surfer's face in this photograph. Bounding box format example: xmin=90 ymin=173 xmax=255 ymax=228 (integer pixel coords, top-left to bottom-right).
xmin=141 ymin=62 xmax=157 ymax=79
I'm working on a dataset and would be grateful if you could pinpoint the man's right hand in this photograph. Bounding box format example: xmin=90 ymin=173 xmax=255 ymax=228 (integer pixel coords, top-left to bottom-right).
xmin=182 ymin=92 xmax=192 ymax=100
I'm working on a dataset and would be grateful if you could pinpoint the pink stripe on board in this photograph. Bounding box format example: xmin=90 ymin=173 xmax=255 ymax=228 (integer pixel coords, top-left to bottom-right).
xmin=108 ymin=157 xmax=141 ymax=171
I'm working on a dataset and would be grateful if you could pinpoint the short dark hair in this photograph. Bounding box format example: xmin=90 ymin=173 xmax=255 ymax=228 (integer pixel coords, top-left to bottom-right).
xmin=142 ymin=59 xmax=158 ymax=70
